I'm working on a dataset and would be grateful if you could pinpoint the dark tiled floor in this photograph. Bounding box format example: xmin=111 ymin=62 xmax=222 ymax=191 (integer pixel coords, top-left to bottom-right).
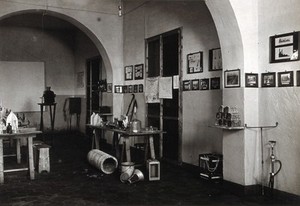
xmin=1 ymin=132 xmax=300 ymax=206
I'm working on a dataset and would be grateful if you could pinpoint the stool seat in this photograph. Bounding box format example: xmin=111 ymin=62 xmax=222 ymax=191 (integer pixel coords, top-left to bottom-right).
xmin=33 ymin=143 xmax=51 ymax=173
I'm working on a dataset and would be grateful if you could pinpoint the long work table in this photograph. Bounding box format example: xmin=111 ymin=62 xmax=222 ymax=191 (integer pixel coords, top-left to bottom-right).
xmin=87 ymin=124 xmax=165 ymax=162
xmin=0 ymin=129 xmax=42 ymax=184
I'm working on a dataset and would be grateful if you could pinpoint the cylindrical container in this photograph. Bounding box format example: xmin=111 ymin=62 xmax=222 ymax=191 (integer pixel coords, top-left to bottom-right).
xmin=128 ymin=169 xmax=144 ymax=184
xmin=87 ymin=149 xmax=118 ymax=174
xmin=131 ymin=119 xmax=141 ymax=133
xmin=120 ymin=162 xmax=135 ymax=183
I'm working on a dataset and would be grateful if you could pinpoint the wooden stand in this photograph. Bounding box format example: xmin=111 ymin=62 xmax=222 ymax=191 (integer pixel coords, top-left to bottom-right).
xmin=38 ymin=103 xmax=56 ymax=131
xmin=34 ymin=143 xmax=51 ymax=173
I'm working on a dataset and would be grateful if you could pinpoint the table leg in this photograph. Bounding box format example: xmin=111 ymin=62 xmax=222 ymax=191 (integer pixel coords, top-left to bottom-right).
xmin=144 ymin=138 xmax=149 ymax=162
xmin=16 ymin=139 xmax=21 ymax=164
xmin=149 ymin=135 xmax=156 ymax=160
xmin=125 ymin=138 xmax=131 ymax=162
xmin=27 ymin=137 xmax=35 ymax=180
xmin=40 ymin=105 xmax=44 ymax=131
xmin=0 ymin=139 xmax=4 ymax=184
xmin=94 ymin=129 xmax=100 ymax=149
xmin=159 ymin=134 xmax=163 ymax=158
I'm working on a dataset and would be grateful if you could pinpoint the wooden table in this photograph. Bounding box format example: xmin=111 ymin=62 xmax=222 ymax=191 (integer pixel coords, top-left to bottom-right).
xmin=87 ymin=124 xmax=165 ymax=162
xmin=0 ymin=130 xmax=42 ymax=184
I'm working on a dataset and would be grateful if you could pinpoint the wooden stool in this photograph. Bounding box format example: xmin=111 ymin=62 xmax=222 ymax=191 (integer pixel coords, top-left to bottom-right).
xmin=33 ymin=143 xmax=51 ymax=173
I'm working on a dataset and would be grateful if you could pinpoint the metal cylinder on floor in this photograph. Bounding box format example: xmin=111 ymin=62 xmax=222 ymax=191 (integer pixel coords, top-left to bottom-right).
xmin=87 ymin=149 xmax=118 ymax=174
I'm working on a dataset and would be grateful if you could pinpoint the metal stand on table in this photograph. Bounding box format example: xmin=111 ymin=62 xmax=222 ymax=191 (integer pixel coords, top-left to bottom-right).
xmin=245 ymin=122 xmax=278 ymax=195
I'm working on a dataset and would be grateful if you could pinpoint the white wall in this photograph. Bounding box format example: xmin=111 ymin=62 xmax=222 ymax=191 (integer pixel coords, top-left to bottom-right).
xmin=258 ymin=0 xmax=300 ymax=196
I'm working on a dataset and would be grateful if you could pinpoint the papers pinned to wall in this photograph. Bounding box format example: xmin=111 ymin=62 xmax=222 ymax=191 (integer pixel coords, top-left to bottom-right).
xmin=173 ymin=75 xmax=179 ymax=89
xmin=145 ymin=77 xmax=160 ymax=103
xmin=159 ymin=77 xmax=172 ymax=99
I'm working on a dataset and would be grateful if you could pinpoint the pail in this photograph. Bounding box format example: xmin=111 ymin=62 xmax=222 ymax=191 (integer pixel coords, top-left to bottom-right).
xmin=128 ymin=169 xmax=144 ymax=184
xmin=131 ymin=119 xmax=141 ymax=133
xmin=87 ymin=149 xmax=118 ymax=174
xmin=120 ymin=162 xmax=135 ymax=183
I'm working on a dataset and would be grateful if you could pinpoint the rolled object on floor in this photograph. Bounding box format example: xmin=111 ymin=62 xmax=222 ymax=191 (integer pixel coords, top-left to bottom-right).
xmin=87 ymin=149 xmax=118 ymax=174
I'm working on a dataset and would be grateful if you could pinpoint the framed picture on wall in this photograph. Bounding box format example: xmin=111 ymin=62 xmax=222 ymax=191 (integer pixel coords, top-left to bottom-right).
xmin=270 ymin=32 xmax=299 ymax=63
xmin=187 ymin=51 xmax=203 ymax=74
xmin=191 ymin=79 xmax=199 ymax=90
xmin=245 ymin=73 xmax=258 ymax=87
xmin=183 ymin=80 xmax=191 ymax=91
xmin=128 ymin=85 xmax=133 ymax=93
xmin=278 ymin=71 xmax=294 ymax=87
xmin=107 ymin=83 xmax=112 ymax=93
xmin=134 ymin=64 xmax=144 ymax=80
xmin=210 ymin=77 xmax=220 ymax=90
xmin=209 ymin=48 xmax=222 ymax=71
xmin=124 ymin=65 xmax=133 ymax=80
xmin=224 ymin=69 xmax=240 ymax=88
xmin=138 ymin=84 xmax=143 ymax=93
xmin=200 ymin=79 xmax=209 ymax=90
xmin=297 ymin=71 xmax=300 ymax=86
xmin=261 ymin=72 xmax=276 ymax=87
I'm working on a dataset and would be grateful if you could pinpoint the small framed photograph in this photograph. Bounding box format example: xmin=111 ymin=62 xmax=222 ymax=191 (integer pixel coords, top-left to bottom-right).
xmin=191 ymin=79 xmax=199 ymax=90
xmin=245 ymin=73 xmax=258 ymax=87
xmin=270 ymin=32 xmax=299 ymax=63
xmin=134 ymin=64 xmax=144 ymax=80
xmin=125 ymin=65 xmax=133 ymax=81
xmin=210 ymin=77 xmax=221 ymax=90
xmin=114 ymin=85 xmax=122 ymax=93
xmin=209 ymin=48 xmax=222 ymax=71
xmin=224 ymin=69 xmax=240 ymax=88
xmin=278 ymin=71 xmax=294 ymax=87
xmin=297 ymin=71 xmax=300 ymax=86
xmin=128 ymin=85 xmax=133 ymax=93
xmin=138 ymin=84 xmax=143 ymax=93
xmin=261 ymin=72 xmax=276 ymax=87
xmin=123 ymin=85 xmax=128 ymax=93
xmin=200 ymin=79 xmax=209 ymax=90
xmin=133 ymin=84 xmax=138 ymax=93
xmin=187 ymin=51 xmax=203 ymax=74
xmin=107 ymin=83 xmax=112 ymax=93
xmin=183 ymin=80 xmax=191 ymax=91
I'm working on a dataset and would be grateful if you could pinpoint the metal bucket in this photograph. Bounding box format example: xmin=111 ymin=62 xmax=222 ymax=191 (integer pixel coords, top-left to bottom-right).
xmin=120 ymin=162 xmax=135 ymax=183
xmin=87 ymin=149 xmax=118 ymax=174
xmin=128 ymin=169 xmax=144 ymax=184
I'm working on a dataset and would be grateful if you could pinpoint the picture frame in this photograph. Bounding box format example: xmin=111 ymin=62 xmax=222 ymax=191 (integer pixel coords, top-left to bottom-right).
xmin=123 ymin=85 xmax=128 ymax=93
xmin=187 ymin=51 xmax=203 ymax=74
xmin=138 ymin=84 xmax=143 ymax=93
xmin=134 ymin=64 xmax=144 ymax=80
xmin=278 ymin=71 xmax=294 ymax=87
xmin=128 ymin=85 xmax=133 ymax=93
xmin=210 ymin=77 xmax=220 ymax=90
xmin=224 ymin=69 xmax=240 ymax=88
xmin=107 ymin=83 xmax=112 ymax=93
xmin=245 ymin=73 xmax=258 ymax=88
xmin=114 ymin=85 xmax=122 ymax=93
xmin=270 ymin=32 xmax=299 ymax=63
xmin=209 ymin=48 xmax=222 ymax=71
xmin=124 ymin=65 xmax=133 ymax=80
xmin=200 ymin=79 xmax=209 ymax=90
xmin=297 ymin=71 xmax=300 ymax=86
xmin=191 ymin=79 xmax=199 ymax=90
xmin=133 ymin=84 xmax=138 ymax=93
xmin=183 ymin=80 xmax=191 ymax=91
xmin=261 ymin=72 xmax=276 ymax=87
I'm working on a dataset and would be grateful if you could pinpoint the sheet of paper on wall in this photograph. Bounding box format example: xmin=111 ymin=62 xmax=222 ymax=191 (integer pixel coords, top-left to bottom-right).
xmin=173 ymin=75 xmax=179 ymax=89
xmin=145 ymin=77 xmax=160 ymax=103
xmin=159 ymin=77 xmax=173 ymax=99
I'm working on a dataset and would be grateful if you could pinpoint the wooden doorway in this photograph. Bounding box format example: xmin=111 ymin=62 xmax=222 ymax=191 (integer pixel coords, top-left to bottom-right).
xmin=146 ymin=29 xmax=182 ymax=162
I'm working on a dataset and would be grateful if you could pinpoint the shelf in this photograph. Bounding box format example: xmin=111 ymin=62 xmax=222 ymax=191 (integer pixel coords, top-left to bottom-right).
xmin=209 ymin=125 xmax=245 ymax=130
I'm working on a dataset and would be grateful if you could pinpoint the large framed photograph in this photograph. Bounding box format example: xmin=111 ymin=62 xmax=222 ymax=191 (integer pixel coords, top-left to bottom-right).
xmin=187 ymin=51 xmax=203 ymax=74
xmin=210 ymin=77 xmax=220 ymax=90
xmin=107 ymin=83 xmax=112 ymax=93
xmin=261 ymin=72 xmax=276 ymax=87
xmin=124 ymin=65 xmax=133 ymax=80
xmin=191 ymin=79 xmax=199 ymax=90
xmin=245 ymin=73 xmax=258 ymax=88
xmin=183 ymin=80 xmax=191 ymax=91
xmin=270 ymin=32 xmax=299 ymax=63
xmin=278 ymin=71 xmax=294 ymax=87
xmin=209 ymin=48 xmax=222 ymax=71
xmin=224 ymin=69 xmax=240 ymax=88
xmin=134 ymin=64 xmax=144 ymax=80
